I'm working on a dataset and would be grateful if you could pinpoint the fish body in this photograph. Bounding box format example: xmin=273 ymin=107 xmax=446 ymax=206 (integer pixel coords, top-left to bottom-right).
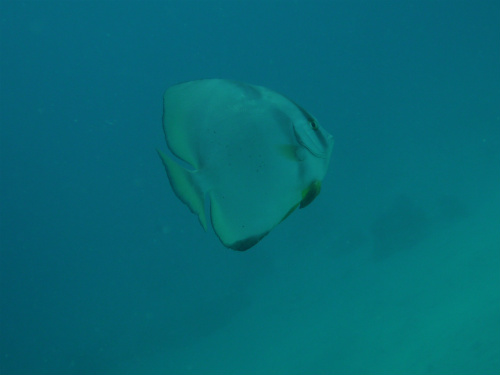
xmin=159 ymin=79 xmax=334 ymax=250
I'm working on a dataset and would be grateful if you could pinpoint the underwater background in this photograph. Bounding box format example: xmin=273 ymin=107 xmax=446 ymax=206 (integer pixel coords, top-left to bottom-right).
xmin=1 ymin=1 xmax=499 ymax=374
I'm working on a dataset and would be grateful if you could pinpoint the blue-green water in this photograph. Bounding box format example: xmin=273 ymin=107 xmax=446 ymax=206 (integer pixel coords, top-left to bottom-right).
xmin=1 ymin=1 xmax=499 ymax=374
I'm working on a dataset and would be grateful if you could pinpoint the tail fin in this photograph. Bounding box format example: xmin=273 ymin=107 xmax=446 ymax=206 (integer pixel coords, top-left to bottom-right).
xmin=157 ymin=149 xmax=207 ymax=231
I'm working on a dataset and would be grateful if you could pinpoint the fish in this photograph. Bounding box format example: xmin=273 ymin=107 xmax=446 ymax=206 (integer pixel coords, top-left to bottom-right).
xmin=158 ymin=79 xmax=334 ymax=251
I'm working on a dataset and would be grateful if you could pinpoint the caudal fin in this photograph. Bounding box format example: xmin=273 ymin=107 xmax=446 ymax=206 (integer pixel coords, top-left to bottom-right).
xmin=157 ymin=149 xmax=207 ymax=231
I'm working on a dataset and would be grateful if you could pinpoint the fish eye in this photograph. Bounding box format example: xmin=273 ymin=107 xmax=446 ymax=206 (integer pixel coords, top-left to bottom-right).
xmin=310 ymin=120 xmax=319 ymax=130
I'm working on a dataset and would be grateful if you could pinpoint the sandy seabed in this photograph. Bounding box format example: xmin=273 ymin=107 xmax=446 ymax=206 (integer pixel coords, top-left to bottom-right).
xmin=113 ymin=190 xmax=500 ymax=375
